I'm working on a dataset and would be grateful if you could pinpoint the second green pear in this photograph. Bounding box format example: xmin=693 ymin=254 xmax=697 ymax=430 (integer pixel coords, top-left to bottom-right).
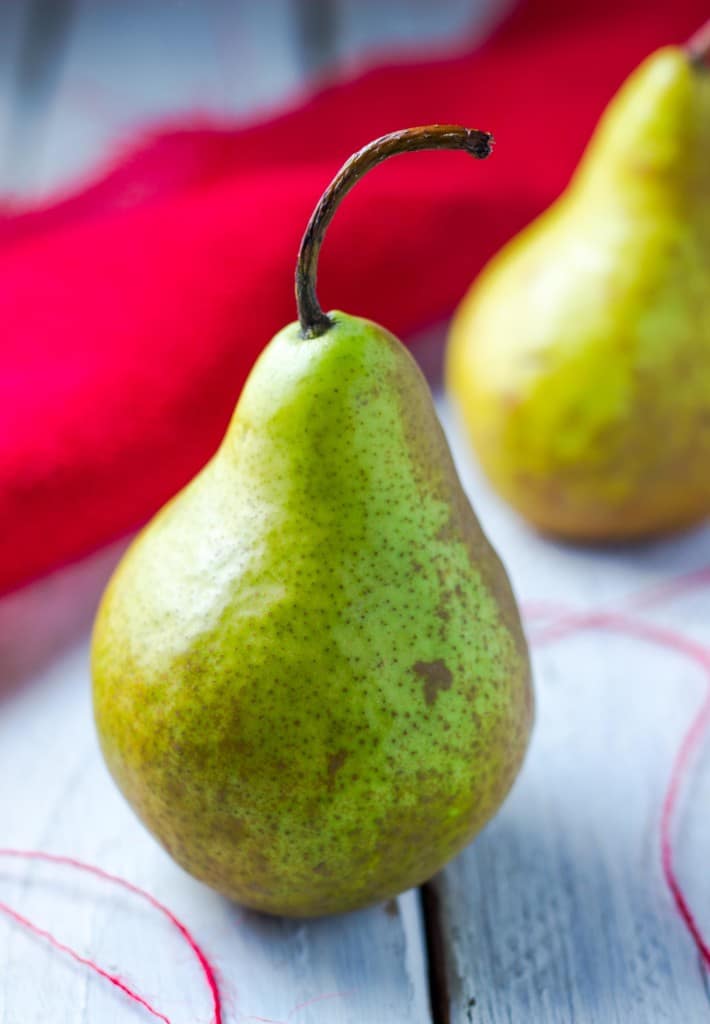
xmin=448 ymin=42 xmax=710 ymax=540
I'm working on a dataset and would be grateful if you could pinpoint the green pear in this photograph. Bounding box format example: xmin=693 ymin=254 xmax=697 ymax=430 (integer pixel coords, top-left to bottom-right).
xmin=447 ymin=32 xmax=710 ymax=540
xmin=92 ymin=126 xmax=532 ymax=917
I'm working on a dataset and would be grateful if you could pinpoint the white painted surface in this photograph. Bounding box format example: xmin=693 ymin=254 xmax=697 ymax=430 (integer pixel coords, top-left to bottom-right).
xmin=0 ymin=547 xmax=431 ymax=1024
xmin=0 ymin=0 xmax=501 ymax=199
xmin=1 ymin=386 xmax=710 ymax=1021
xmin=435 ymin=399 xmax=710 ymax=1023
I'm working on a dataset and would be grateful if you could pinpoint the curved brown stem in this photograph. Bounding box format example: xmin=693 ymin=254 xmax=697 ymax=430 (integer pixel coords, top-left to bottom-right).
xmin=295 ymin=124 xmax=493 ymax=339
xmin=688 ymin=19 xmax=710 ymax=68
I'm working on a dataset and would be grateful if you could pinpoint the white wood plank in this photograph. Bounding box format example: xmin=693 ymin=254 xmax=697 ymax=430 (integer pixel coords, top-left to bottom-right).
xmin=6 ymin=0 xmax=307 ymax=199
xmin=9 ymin=0 xmax=503 ymax=200
xmin=0 ymin=3 xmax=27 ymax=144
xmin=0 ymin=0 xmax=76 ymax=195
xmin=0 ymin=542 xmax=431 ymax=1024
xmin=0 ymin=0 xmax=74 ymax=195
xmin=335 ymin=0 xmax=507 ymax=68
xmin=430 ymin=393 xmax=710 ymax=1023
xmin=4 ymin=375 xmax=710 ymax=1021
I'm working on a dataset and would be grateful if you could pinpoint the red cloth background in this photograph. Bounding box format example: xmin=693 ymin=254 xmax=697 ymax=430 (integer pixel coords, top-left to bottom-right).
xmin=0 ymin=0 xmax=705 ymax=594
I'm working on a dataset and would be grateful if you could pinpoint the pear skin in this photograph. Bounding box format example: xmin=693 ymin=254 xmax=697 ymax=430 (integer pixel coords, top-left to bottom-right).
xmin=92 ymin=313 xmax=532 ymax=916
xmin=447 ymin=46 xmax=710 ymax=540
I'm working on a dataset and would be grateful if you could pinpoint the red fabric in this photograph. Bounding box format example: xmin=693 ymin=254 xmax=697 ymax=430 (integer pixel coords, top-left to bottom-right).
xmin=0 ymin=0 xmax=705 ymax=594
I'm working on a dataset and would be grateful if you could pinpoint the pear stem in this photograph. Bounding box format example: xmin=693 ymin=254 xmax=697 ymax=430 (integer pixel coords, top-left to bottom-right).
xmin=688 ymin=19 xmax=710 ymax=67
xmin=295 ymin=124 xmax=494 ymax=339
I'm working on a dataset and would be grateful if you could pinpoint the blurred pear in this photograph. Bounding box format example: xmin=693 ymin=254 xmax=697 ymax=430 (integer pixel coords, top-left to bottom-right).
xmin=448 ymin=37 xmax=710 ymax=540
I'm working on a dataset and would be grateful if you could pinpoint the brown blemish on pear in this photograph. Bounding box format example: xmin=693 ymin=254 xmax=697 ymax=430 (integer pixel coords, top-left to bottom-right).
xmin=327 ymin=749 xmax=348 ymax=789
xmin=413 ymin=660 xmax=454 ymax=707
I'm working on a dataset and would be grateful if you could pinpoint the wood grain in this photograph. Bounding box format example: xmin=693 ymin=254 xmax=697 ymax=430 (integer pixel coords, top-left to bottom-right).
xmin=0 ymin=543 xmax=432 ymax=1024
xmin=0 ymin=0 xmax=494 ymax=199
xmin=432 ymin=399 xmax=710 ymax=1024
xmin=2 ymin=393 xmax=710 ymax=1021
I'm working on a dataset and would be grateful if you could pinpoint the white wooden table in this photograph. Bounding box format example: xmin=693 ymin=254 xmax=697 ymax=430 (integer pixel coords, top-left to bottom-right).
xmin=2 ymin=384 xmax=710 ymax=1023
xmin=2 ymin=4 xmax=710 ymax=1021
